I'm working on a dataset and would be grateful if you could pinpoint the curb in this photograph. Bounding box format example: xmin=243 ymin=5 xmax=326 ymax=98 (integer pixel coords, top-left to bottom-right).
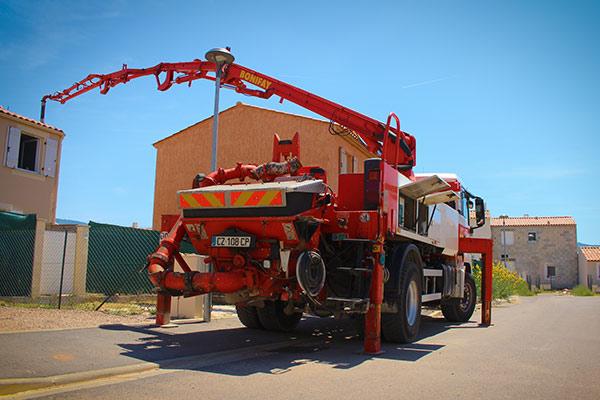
xmin=0 ymin=322 xmax=157 ymax=336
xmin=0 ymin=363 xmax=157 ymax=396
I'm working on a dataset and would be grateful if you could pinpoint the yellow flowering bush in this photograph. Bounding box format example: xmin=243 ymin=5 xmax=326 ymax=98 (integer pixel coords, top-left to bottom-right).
xmin=472 ymin=261 xmax=534 ymax=300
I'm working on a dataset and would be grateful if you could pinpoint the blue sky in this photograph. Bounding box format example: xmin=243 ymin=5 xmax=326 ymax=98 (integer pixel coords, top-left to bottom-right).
xmin=0 ymin=0 xmax=598 ymax=243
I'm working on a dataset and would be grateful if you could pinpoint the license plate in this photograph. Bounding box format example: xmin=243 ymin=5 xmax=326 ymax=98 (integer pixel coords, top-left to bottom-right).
xmin=211 ymin=235 xmax=252 ymax=248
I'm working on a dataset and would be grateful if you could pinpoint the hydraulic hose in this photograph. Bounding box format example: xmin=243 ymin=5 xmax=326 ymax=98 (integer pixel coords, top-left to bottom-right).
xmin=192 ymin=157 xmax=301 ymax=188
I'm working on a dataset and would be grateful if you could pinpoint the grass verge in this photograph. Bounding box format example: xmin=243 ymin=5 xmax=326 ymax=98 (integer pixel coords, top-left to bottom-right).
xmin=572 ymin=284 xmax=594 ymax=296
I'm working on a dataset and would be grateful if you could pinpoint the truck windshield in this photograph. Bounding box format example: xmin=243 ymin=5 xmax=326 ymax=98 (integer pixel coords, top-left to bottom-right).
xmin=460 ymin=192 xmax=469 ymax=219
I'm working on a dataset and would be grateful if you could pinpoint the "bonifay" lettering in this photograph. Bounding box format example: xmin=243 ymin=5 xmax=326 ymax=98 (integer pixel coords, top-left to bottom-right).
xmin=239 ymin=70 xmax=273 ymax=90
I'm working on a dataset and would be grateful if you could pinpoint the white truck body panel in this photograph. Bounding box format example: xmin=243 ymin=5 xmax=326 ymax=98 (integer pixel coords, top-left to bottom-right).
xmin=394 ymin=172 xmax=470 ymax=256
xmin=427 ymin=203 xmax=460 ymax=255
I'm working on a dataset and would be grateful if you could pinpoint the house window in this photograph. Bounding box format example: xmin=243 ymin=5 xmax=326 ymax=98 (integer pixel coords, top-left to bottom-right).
xmin=597 ymin=263 xmax=600 ymax=279
xmin=18 ymin=133 xmax=39 ymax=172
xmin=528 ymin=232 xmax=537 ymax=242
xmin=339 ymin=147 xmax=347 ymax=174
xmin=500 ymin=230 xmax=514 ymax=246
xmin=4 ymin=127 xmax=58 ymax=177
xmin=339 ymin=147 xmax=358 ymax=174
xmin=546 ymin=266 xmax=556 ymax=279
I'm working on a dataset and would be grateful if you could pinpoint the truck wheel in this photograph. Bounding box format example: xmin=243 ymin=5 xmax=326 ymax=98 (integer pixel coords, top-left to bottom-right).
xmin=441 ymin=273 xmax=476 ymax=322
xmin=236 ymin=305 xmax=263 ymax=329
xmin=382 ymin=260 xmax=422 ymax=343
xmin=257 ymin=300 xmax=302 ymax=332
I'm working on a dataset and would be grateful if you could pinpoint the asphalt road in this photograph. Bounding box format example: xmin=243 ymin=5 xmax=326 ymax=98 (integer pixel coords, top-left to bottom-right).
xmin=0 ymin=316 xmax=323 ymax=379
xmin=8 ymin=294 xmax=600 ymax=400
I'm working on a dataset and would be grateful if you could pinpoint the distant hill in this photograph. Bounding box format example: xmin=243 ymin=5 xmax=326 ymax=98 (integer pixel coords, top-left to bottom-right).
xmin=578 ymin=242 xmax=599 ymax=247
xmin=56 ymin=218 xmax=87 ymax=225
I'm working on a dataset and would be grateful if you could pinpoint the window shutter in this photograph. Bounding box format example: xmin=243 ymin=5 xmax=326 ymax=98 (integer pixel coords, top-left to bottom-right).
xmin=501 ymin=231 xmax=514 ymax=245
xmin=352 ymin=156 xmax=358 ymax=173
xmin=5 ymin=127 xmax=20 ymax=168
xmin=43 ymin=137 xmax=58 ymax=177
xmin=339 ymin=147 xmax=347 ymax=174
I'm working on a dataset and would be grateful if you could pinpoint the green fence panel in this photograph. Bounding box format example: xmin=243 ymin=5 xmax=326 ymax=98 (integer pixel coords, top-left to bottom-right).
xmin=0 ymin=212 xmax=36 ymax=296
xmin=180 ymin=239 xmax=198 ymax=255
xmin=86 ymin=221 xmax=158 ymax=295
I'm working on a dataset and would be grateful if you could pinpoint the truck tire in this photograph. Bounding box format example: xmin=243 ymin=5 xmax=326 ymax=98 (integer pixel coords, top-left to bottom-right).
xmin=382 ymin=260 xmax=422 ymax=343
xmin=236 ymin=305 xmax=263 ymax=329
xmin=441 ymin=273 xmax=476 ymax=322
xmin=257 ymin=300 xmax=302 ymax=332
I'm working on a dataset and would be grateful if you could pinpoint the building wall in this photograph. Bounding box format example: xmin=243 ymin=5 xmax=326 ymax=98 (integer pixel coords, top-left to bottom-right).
xmin=491 ymin=225 xmax=578 ymax=288
xmin=578 ymin=251 xmax=600 ymax=288
xmin=152 ymin=103 xmax=373 ymax=230
xmin=0 ymin=113 xmax=63 ymax=222
xmin=578 ymin=251 xmax=586 ymax=286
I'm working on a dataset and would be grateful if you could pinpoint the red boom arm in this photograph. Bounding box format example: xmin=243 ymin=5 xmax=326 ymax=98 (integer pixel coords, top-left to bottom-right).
xmin=41 ymin=58 xmax=416 ymax=169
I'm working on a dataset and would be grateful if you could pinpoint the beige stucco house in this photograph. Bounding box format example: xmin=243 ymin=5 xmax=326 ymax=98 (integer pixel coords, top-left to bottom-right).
xmin=578 ymin=246 xmax=600 ymax=291
xmin=491 ymin=216 xmax=578 ymax=289
xmin=152 ymin=102 xmax=373 ymax=230
xmin=1 ymin=107 xmax=64 ymax=223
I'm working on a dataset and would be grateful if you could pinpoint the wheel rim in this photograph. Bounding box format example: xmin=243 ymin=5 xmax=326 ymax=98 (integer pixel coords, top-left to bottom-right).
xmin=459 ymin=281 xmax=473 ymax=312
xmin=406 ymin=280 xmax=419 ymax=326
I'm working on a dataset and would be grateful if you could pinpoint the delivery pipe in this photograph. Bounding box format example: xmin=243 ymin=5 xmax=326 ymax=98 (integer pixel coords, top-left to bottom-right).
xmin=193 ymin=158 xmax=302 ymax=188
xmin=147 ymin=216 xmax=252 ymax=295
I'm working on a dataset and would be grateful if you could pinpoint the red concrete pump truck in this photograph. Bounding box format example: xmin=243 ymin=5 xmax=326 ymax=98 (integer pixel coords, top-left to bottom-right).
xmin=42 ymin=48 xmax=493 ymax=354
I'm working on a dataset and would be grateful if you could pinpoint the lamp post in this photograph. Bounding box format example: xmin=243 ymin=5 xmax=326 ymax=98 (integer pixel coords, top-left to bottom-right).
xmin=205 ymin=47 xmax=235 ymax=172
xmin=501 ymin=215 xmax=508 ymax=269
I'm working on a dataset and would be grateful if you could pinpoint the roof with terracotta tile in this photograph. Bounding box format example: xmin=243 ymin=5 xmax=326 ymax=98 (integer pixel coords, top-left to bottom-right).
xmin=490 ymin=216 xmax=576 ymax=227
xmin=152 ymin=102 xmax=372 ymax=155
xmin=580 ymin=246 xmax=600 ymax=262
xmin=0 ymin=106 xmax=63 ymax=133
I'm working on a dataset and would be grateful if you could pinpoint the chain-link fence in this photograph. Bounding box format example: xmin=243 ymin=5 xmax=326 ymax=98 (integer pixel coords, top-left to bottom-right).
xmin=0 ymin=212 xmax=211 ymax=323
xmin=0 ymin=211 xmax=36 ymax=297
xmin=0 ymin=213 xmax=175 ymax=316
xmin=86 ymin=221 xmax=156 ymax=297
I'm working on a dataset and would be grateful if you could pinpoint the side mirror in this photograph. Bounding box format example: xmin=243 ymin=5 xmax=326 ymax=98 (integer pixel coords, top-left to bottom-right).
xmin=474 ymin=197 xmax=485 ymax=228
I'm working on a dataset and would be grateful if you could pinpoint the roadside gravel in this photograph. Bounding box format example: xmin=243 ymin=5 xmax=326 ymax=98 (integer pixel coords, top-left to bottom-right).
xmin=0 ymin=306 xmax=154 ymax=332
xmin=0 ymin=304 xmax=238 ymax=332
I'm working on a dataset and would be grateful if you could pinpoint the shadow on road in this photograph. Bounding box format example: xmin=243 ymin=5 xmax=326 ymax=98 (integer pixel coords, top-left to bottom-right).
xmin=100 ymin=314 xmax=482 ymax=376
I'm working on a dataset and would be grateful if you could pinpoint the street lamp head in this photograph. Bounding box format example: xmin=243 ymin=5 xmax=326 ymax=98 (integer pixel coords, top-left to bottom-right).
xmin=205 ymin=47 xmax=234 ymax=172
xmin=205 ymin=47 xmax=235 ymax=65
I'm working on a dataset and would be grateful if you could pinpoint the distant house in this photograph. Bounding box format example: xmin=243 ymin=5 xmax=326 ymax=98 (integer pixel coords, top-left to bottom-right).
xmin=578 ymin=246 xmax=600 ymax=291
xmin=490 ymin=216 xmax=578 ymax=289
xmin=0 ymin=106 xmax=64 ymax=223
xmin=152 ymin=102 xmax=374 ymax=230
